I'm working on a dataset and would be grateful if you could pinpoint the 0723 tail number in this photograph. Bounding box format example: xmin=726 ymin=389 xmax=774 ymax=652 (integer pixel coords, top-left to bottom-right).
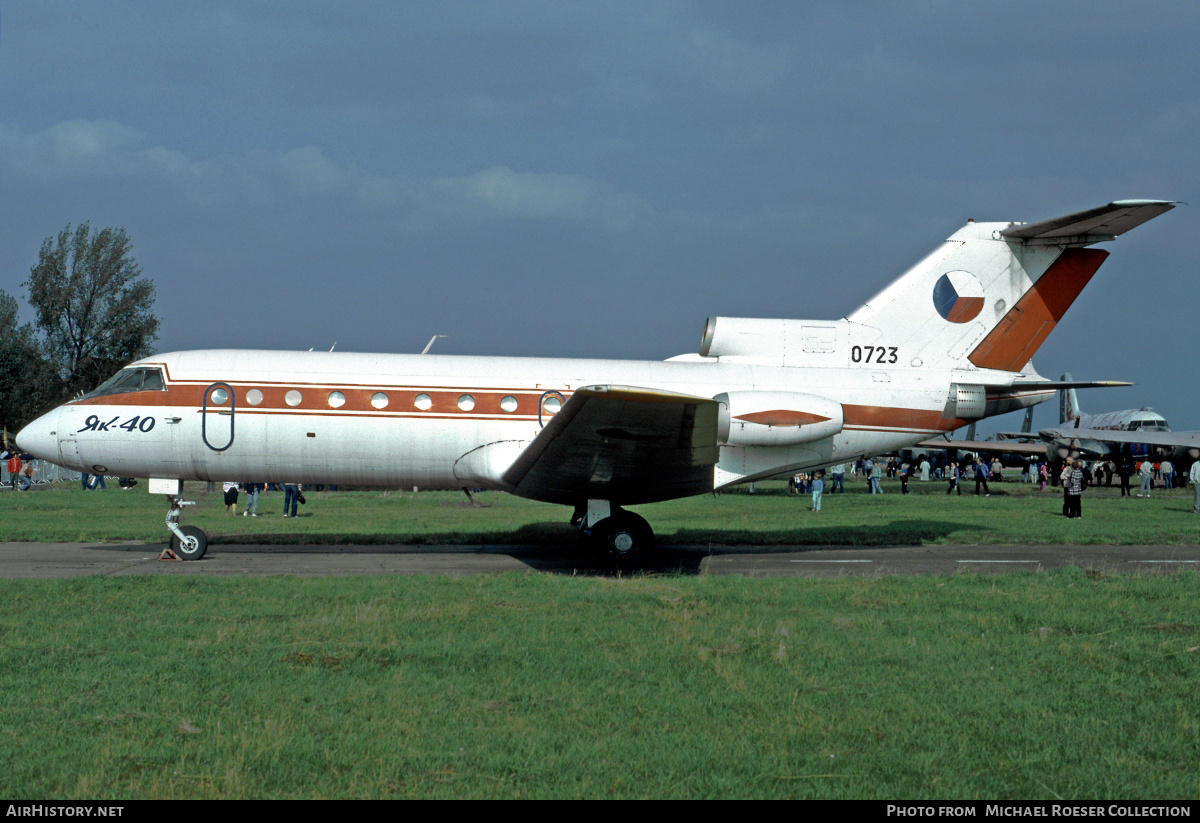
xmin=851 ymin=345 xmax=898 ymax=364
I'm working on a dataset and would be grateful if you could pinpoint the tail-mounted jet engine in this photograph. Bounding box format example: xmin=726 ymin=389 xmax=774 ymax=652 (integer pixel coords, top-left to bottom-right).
xmin=714 ymin=391 xmax=843 ymax=447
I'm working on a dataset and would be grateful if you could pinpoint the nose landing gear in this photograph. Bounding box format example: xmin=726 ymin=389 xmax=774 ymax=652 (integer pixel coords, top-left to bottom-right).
xmin=153 ymin=479 xmax=209 ymax=561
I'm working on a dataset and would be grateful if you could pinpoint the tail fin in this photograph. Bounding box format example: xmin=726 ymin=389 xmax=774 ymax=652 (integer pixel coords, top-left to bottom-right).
xmin=1058 ymin=372 xmax=1081 ymax=424
xmin=1021 ymin=407 xmax=1034 ymax=433
xmin=843 ymin=201 xmax=1174 ymax=372
xmin=698 ymin=202 xmax=1173 ymax=370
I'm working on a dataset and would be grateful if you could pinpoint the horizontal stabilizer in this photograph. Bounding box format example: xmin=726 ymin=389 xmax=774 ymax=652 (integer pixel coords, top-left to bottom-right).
xmin=1009 ymin=380 xmax=1133 ymax=391
xmin=1001 ymin=200 xmax=1176 ymax=246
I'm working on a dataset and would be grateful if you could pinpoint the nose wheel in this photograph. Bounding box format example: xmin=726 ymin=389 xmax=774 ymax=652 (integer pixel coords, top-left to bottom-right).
xmin=170 ymin=525 xmax=208 ymax=560
xmin=166 ymin=495 xmax=208 ymax=561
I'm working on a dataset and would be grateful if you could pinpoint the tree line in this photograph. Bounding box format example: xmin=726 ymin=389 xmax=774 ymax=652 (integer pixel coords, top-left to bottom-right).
xmin=1 ymin=223 xmax=160 ymax=438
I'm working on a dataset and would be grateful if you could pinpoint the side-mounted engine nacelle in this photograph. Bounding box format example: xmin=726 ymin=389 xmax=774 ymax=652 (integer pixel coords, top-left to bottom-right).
xmin=714 ymin=391 xmax=844 ymax=447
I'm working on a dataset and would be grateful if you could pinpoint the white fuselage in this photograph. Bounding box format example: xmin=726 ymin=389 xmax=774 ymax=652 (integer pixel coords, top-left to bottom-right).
xmin=22 ymin=348 xmax=1037 ymax=498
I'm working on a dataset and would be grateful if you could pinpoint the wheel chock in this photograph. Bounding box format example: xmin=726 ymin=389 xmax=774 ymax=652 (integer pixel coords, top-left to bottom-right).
xmin=158 ymin=548 xmax=181 ymax=561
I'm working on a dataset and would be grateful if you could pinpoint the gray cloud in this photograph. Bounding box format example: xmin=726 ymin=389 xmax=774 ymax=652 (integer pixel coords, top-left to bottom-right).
xmin=1 ymin=0 xmax=1197 ymax=429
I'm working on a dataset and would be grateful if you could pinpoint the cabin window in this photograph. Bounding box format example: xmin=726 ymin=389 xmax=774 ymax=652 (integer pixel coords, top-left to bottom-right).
xmin=500 ymin=395 xmax=518 ymax=413
xmin=209 ymin=388 xmax=229 ymax=405
xmin=327 ymin=391 xmax=346 ymax=408
xmin=81 ymin=367 xmax=166 ymax=399
xmin=285 ymin=390 xmax=302 ymax=407
xmin=245 ymin=389 xmax=263 ymax=406
xmin=414 ymin=393 xmax=432 ymax=411
xmin=370 ymin=392 xmax=389 ymax=409
xmin=458 ymin=395 xmax=475 ymax=411
xmin=542 ymin=396 xmax=562 ymax=414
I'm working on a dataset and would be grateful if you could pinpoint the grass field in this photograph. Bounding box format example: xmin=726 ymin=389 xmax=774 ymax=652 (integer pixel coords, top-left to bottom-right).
xmin=2 ymin=476 xmax=1199 ymax=546
xmin=1 ymin=571 xmax=1197 ymax=799
xmin=1 ymin=479 xmax=1197 ymax=799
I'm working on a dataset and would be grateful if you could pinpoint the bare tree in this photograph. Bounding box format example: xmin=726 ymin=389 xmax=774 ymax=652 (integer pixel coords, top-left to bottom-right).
xmin=24 ymin=223 xmax=160 ymax=397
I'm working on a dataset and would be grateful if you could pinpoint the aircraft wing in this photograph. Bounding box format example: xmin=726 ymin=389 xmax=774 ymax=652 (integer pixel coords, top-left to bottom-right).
xmin=1000 ymin=200 xmax=1176 ymax=246
xmin=916 ymin=438 xmax=1048 ymax=457
xmin=502 ymin=385 xmax=720 ymax=506
xmin=1039 ymin=427 xmax=1200 ymax=452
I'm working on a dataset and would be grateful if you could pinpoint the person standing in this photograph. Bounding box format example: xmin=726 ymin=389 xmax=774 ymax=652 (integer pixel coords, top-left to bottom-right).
xmin=869 ymin=459 xmax=883 ymax=494
xmin=1161 ymin=459 xmax=1174 ymax=490
xmin=973 ymin=457 xmax=990 ymax=497
xmin=1065 ymin=459 xmax=1085 ymax=518
xmin=242 ymin=481 xmax=260 ymax=516
xmin=899 ymin=462 xmax=910 ymax=494
xmin=1039 ymin=462 xmax=1048 ymax=492
xmin=829 ymin=464 xmax=845 ymax=493
xmin=1190 ymin=459 xmax=1200 ymax=514
xmin=6 ymin=452 xmax=20 ymax=490
xmin=919 ymin=457 xmax=931 ymax=481
xmin=811 ymin=471 xmax=824 ymax=512
xmin=283 ymin=482 xmax=301 ymax=518
xmin=222 ymin=480 xmax=239 ymax=515
xmin=946 ymin=461 xmax=961 ymax=495
xmin=1117 ymin=457 xmax=1133 ymax=497
xmin=1138 ymin=459 xmax=1154 ymax=497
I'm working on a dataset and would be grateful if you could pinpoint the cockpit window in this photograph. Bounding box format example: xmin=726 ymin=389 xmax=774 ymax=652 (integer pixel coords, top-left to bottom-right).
xmin=81 ymin=367 xmax=166 ymax=399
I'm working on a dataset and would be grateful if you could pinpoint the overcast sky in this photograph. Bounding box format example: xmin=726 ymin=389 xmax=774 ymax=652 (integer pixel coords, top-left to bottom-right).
xmin=1 ymin=1 xmax=1196 ymax=434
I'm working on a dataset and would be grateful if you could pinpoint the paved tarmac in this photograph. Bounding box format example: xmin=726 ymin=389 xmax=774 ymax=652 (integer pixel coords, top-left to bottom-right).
xmin=1 ymin=541 xmax=1198 ymax=578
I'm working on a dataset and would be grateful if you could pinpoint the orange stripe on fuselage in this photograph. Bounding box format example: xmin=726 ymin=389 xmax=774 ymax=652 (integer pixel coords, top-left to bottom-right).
xmin=968 ymin=247 xmax=1108 ymax=371
xmin=71 ymin=381 xmax=967 ymax=436
xmin=842 ymin=404 xmax=967 ymax=433
xmin=69 ymin=384 xmax=556 ymax=416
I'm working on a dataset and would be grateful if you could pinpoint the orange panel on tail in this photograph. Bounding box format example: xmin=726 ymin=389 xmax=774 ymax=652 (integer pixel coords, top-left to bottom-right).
xmin=968 ymin=248 xmax=1108 ymax=372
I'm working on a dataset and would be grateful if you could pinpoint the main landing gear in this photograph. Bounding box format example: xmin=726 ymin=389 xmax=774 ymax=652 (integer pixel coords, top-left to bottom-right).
xmin=573 ymin=499 xmax=656 ymax=568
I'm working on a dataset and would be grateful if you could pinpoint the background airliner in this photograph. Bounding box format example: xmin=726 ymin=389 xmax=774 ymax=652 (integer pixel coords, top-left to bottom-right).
xmin=16 ymin=200 xmax=1176 ymax=564
xmin=1038 ymin=373 xmax=1200 ymax=463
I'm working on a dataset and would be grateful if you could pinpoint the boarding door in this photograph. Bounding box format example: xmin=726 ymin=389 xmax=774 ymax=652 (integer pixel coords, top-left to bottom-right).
xmin=201 ymin=382 xmax=236 ymax=451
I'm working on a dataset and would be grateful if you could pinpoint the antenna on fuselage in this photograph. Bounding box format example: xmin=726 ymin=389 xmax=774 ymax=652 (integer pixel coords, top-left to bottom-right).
xmin=422 ymin=335 xmax=447 ymax=355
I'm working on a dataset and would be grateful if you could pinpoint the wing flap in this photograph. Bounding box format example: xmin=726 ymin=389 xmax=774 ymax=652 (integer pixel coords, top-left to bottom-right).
xmin=503 ymin=385 xmax=719 ymax=505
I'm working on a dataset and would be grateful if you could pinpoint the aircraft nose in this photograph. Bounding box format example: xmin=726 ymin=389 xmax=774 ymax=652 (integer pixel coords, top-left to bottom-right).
xmin=16 ymin=407 xmax=61 ymax=462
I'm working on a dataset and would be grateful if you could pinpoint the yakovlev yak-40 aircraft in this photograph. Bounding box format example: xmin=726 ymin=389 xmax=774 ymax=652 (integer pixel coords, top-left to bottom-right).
xmin=17 ymin=200 xmax=1176 ymax=564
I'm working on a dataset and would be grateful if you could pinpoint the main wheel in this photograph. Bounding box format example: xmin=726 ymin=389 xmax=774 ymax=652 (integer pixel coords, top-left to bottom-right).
xmin=170 ymin=525 xmax=209 ymax=561
xmin=591 ymin=511 xmax=655 ymax=568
